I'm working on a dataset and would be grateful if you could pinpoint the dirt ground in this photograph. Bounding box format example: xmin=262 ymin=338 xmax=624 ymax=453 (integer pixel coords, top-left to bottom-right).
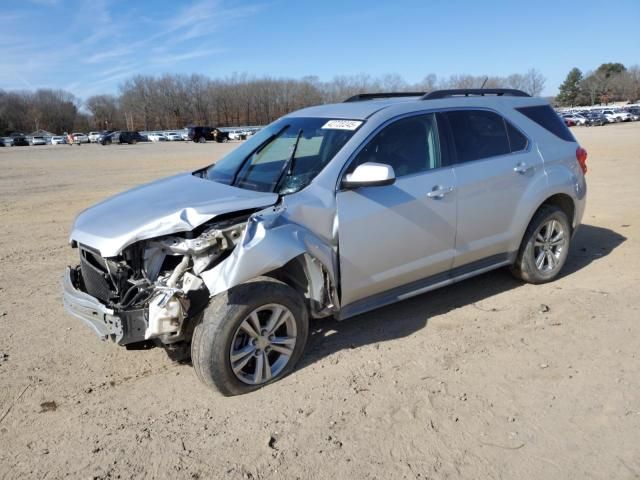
xmin=0 ymin=126 xmax=638 ymax=480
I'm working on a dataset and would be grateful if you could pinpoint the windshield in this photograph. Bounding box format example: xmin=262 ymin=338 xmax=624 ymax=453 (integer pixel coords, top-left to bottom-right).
xmin=201 ymin=117 xmax=362 ymax=194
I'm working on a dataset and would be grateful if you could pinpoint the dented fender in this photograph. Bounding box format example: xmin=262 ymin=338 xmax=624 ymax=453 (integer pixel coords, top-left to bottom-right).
xmin=200 ymin=206 xmax=339 ymax=313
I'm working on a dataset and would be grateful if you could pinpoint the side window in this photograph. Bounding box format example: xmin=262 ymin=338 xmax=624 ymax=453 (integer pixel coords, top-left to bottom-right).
xmin=349 ymin=113 xmax=441 ymax=177
xmin=445 ymin=110 xmax=510 ymax=163
xmin=516 ymin=105 xmax=576 ymax=142
xmin=505 ymin=121 xmax=528 ymax=152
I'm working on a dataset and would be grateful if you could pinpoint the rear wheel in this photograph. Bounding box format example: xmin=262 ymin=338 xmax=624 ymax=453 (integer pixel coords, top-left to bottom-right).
xmin=511 ymin=205 xmax=571 ymax=284
xmin=198 ymin=136 xmax=206 ymax=143
xmin=191 ymin=277 xmax=308 ymax=396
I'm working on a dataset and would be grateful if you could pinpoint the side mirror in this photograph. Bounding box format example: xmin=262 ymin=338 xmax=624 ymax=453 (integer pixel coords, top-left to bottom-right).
xmin=341 ymin=162 xmax=396 ymax=189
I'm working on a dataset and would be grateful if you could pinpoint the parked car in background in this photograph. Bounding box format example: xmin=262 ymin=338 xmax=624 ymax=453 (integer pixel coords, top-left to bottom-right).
xmin=95 ymin=131 xmax=113 ymax=144
xmin=0 ymin=137 xmax=14 ymax=147
xmin=562 ymin=113 xmax=586 ymax=126
xmin=88 ymin=132 xmax=102 ymax=143
xmin=187 ymin=126 xmax=212 ymax=143
xmin=227 ymin=129 xmax=244 ymax=140
xmin=101 ymin=131 xmax=146 ymax=145
xmin=180 ymin=131 xmax=189 ymax=141
xmin=10 ymin=133 xmax=29 ymax=146
xmin=29 ymin=136 xmax=47 ymax=145
xmin=120 ymin=131 xmax=146 ymax=144
xmin=72 ymin=133 xmax=90 ymax=143
xmin=561 ymin=116 xmax=575 ymax=127
xmin=625 ymin=108 xmax=640 ymax=121
xmin=50 ymin=136 xmax=67 ymax=144
xmin=584 ymin=112 xmax=608 ymax=126
xmin=100 ymin=132 xmax=118 ymax=145
xmin=187 ymin=126 xmax=230 ymax=143
xmin=148 ymin=132 xmax=167 ymax=142
xmin=601 ymin=109 xmax=630 ymax=122
xmin=164 ymin=132 xmax=183 ymax=141
xmin=63 ymin=88 xmax=587 ymax=395
xmin=614 ymin=109 xmax=633 ymax=122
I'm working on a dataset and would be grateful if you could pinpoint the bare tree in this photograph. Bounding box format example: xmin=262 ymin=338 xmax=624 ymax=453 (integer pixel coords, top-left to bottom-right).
xmin=506 ymin=73 xmax=526 ymax=91
xmin=86 ymin=94 xmax=121 ymax=130
xmin=416 ymin=74 xmax=438 ymax=93
xmin=609 ymin=67 xmax=640 ymax=102
xmin=523 ymin=69 xmax=546 ymax=96
xmin=580 ymin=70 xmax=608 ymax=105
xmin=1 ymin=69 xmax=556 ymax=134
xmin=0 ymin=88 xmax=77 ymax=134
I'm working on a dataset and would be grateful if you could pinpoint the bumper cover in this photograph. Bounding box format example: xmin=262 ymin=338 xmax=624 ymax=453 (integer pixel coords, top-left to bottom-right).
xmin=62 ymin=267 xmax=146 ymax=345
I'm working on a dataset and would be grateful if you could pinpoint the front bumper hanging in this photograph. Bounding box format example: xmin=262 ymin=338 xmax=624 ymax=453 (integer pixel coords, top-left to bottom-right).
xmin=62 ymin=267 xmax=147 ymax=345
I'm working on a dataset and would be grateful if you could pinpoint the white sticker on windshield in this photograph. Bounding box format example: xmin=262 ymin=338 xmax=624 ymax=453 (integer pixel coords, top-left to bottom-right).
xmin=321 ymin=120 xmax=363 ymax=130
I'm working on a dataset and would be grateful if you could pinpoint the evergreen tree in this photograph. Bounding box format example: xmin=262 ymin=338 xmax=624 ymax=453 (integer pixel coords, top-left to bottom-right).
xmin=556 ymin=68 xmax=583 ymax=106
xmin=595 ymin=63 xmax=626 ymax=78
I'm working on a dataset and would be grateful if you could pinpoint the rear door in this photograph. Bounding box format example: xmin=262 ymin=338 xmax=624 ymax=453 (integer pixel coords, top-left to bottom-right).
xmin=336 ymin=113 xmax=457 ymax=307
xmin=440 ymin=109 xmax=542 ymax=268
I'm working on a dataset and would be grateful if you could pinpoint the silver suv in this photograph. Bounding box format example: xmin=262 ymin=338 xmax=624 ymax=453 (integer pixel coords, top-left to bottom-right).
xmin=63 ymin=89 xmax=588 ymax=395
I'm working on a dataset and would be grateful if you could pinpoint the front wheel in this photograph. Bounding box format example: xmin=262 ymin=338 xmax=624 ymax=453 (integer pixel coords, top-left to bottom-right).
xmin=198 ymin=136 xmax=206 ymax=143
xmin=511 ymin=205 xmax=571 ymax=284
xmin=191 ymin=277 xmax=308 ymax=396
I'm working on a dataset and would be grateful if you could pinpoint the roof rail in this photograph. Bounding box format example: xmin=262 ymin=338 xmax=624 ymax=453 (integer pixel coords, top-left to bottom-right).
xmin=344 ymin=92 xmax=426 ymax=102
xmin=422 ymin=89 xmax=530 ymax=100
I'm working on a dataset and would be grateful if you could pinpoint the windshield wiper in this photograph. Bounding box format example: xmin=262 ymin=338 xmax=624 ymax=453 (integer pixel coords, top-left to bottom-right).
xmin=274 ymin=129 xmax=303 ymax=193
xmin=230 ymin=125 xmax=289 ymax=187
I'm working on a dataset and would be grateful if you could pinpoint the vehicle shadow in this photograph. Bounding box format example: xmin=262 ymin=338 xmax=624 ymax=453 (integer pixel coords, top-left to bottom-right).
xmin=561 ymin=223 xmax=627 ymax=276
xmin=298 ymin=223 xmax=625 ymax=370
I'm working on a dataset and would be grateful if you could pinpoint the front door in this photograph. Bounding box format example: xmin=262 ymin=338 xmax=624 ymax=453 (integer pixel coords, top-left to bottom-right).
xmin=336 ymin=113 xmax=457 ymax=309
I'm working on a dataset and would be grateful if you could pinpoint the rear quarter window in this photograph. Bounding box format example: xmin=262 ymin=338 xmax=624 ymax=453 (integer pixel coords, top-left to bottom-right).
xmin=516 ymin=105 xmax=576 ymax=142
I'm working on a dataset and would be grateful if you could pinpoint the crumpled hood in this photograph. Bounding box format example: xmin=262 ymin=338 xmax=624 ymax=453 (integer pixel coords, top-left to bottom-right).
xmin=70 ymin=173 xmax=278 ymax=257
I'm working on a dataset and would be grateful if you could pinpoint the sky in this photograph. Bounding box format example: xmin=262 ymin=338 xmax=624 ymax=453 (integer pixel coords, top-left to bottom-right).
xmin=1 ymin=0 xmax=638 ymax=99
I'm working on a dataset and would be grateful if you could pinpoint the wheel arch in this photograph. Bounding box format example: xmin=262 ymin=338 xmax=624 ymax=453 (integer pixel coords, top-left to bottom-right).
xmin=263 ymin=254 xmax=338 ymax=318
xmin=517 ymin=192 xmax=577 ymax=251
xmin=537 ymin=193 xmax=575 ymax=229
xmin=199 ymin=208 xmax=339 ymax=318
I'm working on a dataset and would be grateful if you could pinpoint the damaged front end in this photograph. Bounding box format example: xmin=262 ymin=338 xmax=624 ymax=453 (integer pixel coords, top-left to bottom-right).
xmin=63 ymin=214 xmax=249 ymax=347
xmin=64 ymin=200 xmax=341 ymax=352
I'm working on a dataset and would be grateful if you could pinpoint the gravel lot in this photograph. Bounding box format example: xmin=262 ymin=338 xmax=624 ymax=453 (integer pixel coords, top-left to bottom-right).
xmin=1 ymin=126 xmax=639 ymax=479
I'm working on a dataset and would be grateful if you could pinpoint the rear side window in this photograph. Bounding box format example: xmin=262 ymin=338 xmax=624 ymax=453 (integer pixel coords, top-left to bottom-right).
xmin=444 ymin=110 xmax=510 ymax=163
xmin=516 ymin=105 xmax=576 ymax=142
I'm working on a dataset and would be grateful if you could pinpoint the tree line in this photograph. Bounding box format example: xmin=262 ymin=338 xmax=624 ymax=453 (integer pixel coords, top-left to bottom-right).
xmin=0 ymin=68 xmax=559 ymax=135
xmin=556 ymin=63 xmax=640 ymax=107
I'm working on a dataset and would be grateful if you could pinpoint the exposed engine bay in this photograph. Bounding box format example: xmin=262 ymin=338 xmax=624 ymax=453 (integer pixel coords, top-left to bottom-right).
xmin=71 ymin=214 xmax=250 ymax=346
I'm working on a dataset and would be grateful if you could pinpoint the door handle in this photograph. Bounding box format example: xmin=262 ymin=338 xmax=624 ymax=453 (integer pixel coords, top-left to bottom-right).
xmin=514 ymin=162 xmax=533 ymax=174
xmin=427 ymin=185 xmax=454 ymax=199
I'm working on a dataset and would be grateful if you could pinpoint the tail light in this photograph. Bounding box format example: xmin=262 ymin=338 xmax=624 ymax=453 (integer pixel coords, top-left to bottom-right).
xmin=576 ymin=146 xmax=588 ymax=174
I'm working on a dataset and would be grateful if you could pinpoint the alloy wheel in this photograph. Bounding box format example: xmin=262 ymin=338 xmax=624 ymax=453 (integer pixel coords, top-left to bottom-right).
xmin=229 ymin=304 xmax=297 ymax=385
xmin=533 ymin=219 xmax=566 ymax=272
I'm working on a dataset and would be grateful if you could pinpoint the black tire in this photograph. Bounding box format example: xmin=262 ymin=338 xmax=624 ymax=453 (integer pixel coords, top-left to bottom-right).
xmin=510 ymin=205 xmax=571 ymax=284
xmin=191 ymin=276 xmax=308 ymax=396
xmin=198 ymin=136 xmax=206 ymax=143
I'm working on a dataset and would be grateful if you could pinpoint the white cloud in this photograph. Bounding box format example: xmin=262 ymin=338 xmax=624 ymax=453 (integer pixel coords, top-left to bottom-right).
xmin=0 ymin=0 xmax=264 ymax=99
